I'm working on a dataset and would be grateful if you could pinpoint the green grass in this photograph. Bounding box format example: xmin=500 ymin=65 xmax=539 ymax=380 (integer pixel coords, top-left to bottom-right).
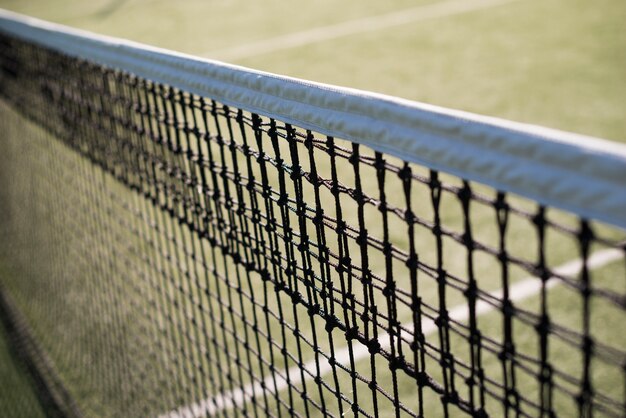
xmin=0 ymin=0 xmax=624 ymax=417
xmin=0 ymin=0 xmax=430 ymax=53
xmin=0 ymin=295 xmax=47 ymax=418
xmin=240 ymin=0 xmax=626 ymax=142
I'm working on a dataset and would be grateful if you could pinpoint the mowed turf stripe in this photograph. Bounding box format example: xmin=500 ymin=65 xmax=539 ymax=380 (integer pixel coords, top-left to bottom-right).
xmin=203 ymin=0 xmax=523 ymax=62
xmin=160 ymin=248 xmax=622 ymax=418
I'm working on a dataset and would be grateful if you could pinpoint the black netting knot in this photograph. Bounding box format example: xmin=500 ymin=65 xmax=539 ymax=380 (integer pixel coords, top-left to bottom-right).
xmin=308 ymin=304 xmax=320 ymax=316
xmin=463 ymin=282 xmax=477 ymax=299
xmin=291 ymin=291 xmax=302 ymax=305
xmin=389 ymin=355 xmax=406 ymax=371
xmin=382 ymin=281 xmax=396 ymax=297
xmin=325 ymin=315 xmax=340 ymax=332
xmin=345 ymin=326 xmax=359 ymax=341
xmin=398 ymin=165 xmax=412 ymax=181
xmin=367 ymin=339 xmax=381 ymax=354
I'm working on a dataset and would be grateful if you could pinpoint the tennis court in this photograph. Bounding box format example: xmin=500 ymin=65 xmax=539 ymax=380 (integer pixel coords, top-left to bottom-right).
xmin=0 ymin=1 xmax=624 ymax=417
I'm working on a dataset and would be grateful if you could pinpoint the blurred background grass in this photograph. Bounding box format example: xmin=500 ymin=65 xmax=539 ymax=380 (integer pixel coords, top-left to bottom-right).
xmin=1 ymin=0 xmax=624 ymax=141
xmin=0 ymin=316 xmax=47 ymax=418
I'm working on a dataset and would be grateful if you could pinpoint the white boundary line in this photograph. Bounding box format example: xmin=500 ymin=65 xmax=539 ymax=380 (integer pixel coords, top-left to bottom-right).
xmin=204 ymin=0 xmax=522 ymax=61
xmin=160 ymin=248 xmax=623 ymax=418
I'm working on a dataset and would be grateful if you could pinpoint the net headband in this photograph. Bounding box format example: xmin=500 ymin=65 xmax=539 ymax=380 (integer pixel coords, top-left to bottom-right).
xmin=1 ymin=8 xmax=624 ymax=228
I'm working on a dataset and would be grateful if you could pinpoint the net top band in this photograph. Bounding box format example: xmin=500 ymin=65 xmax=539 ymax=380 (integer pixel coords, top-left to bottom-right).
xmin=1 ymin=8 xmax=625 ymax=228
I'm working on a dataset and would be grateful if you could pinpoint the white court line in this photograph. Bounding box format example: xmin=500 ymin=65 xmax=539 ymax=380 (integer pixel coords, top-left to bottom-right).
xmin=160 ymin=248 xmax=623 ymax=418
xmin=203 ymin=0 xmax=522 ymax=61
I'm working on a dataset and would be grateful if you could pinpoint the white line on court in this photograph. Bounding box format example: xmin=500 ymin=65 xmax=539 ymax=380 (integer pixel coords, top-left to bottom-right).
xmin=160 ymin=248 xmax=623 ymax=418
xmin=202 ymin=0 xmax=522 ymax=61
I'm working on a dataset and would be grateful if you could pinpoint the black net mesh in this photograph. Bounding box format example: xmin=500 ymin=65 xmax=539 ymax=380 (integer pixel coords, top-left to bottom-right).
xmin=0 ymin=34 xmax=625 ymax=418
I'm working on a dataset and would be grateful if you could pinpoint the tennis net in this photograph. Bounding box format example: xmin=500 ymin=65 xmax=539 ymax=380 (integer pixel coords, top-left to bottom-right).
xmin=0 ymin=10 xmax=625 ymax=418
